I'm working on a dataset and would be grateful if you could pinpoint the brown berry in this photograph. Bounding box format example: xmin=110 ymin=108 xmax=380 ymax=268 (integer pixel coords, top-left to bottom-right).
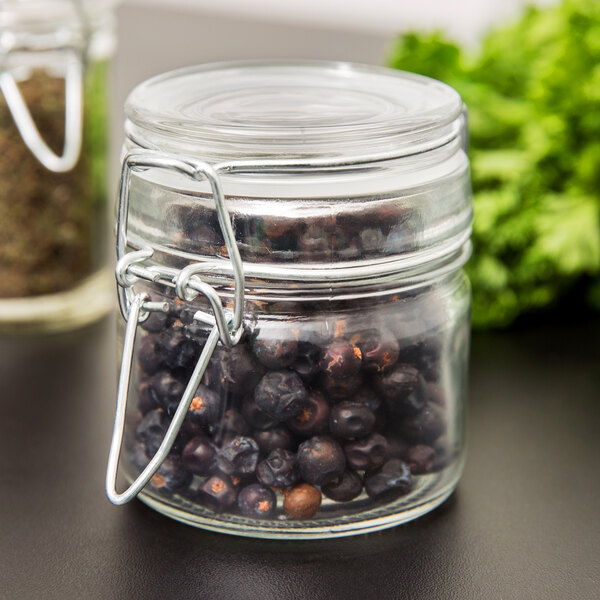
xmin=283 ymin=483 xmax=322 ymax=519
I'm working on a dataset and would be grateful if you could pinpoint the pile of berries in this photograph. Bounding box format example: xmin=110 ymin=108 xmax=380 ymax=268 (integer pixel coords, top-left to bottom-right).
xmin=129 ymin=295 xmax=450 ymax=521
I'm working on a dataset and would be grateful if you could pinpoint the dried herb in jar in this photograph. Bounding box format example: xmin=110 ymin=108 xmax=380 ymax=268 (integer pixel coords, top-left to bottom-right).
xmin=0 ymin=63 xmax=107 ymax=297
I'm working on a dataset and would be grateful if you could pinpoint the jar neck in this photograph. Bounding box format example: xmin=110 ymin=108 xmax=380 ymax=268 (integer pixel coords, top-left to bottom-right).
xmin=124 ymin=238 xmax=471 ymax=303
xmin=124 ymin=140 xmax=471 ymax=278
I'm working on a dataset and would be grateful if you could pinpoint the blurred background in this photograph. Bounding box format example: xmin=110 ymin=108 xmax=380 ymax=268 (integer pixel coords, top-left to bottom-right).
xmin=1 ymin=0 xmax=597 ymax=332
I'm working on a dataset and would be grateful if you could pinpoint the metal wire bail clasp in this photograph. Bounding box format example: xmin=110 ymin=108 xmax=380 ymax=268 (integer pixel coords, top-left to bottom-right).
xmin=0 ymin=43 xmax=84 ymax=173
xmin=106 ymin=150 xmax=245 ymax=505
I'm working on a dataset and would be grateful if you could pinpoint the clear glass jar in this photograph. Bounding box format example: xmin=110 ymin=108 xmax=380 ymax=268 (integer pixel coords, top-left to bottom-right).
xmin=0 ymin=0 xmax=116 ymax=334
xmin=107 ymin=61 xmax=472 ymax=539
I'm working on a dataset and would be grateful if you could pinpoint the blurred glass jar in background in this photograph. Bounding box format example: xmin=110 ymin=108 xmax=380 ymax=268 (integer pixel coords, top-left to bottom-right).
xmin=0 ymin=0 xmax=116 ymax=334
xmin=107 ymin=62 xmax=473 ymax=538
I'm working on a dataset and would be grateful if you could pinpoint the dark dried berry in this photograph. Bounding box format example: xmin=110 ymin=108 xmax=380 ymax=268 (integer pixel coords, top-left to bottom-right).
xmin=320 ymin=339 xmax=362 ymax=379
xmin=137 ymin=378 xmax=158 ymax=414
xmin=375 ymin=363 xmax=422 ymax=401
xmin=155 ymin=327 xmax=200 ymax=371
xmin=149 ymin=455 xmax=191 ymax=495
xmin=384 ymin=435 xmax=410 ymax=461
xmin=344 ymin=433 xmax=388 ymax=472
xmin=397 ymin=338 xmax=441 ymax=381
xmin=237 ymin=484 xmax=277 ymax=518
xmin=150 ymin=371 xmax=186 ymax=415
xmin=187 ymin=384 xmax=223 ymax=425
xmin=254 ymin=370 xmax=308 ymax=421
xmin=364 ymin=458 xmax=412 ymax=501
xmin=256 ymin=449 xmax=298 ymax=489
xmin=136 ymin=408 xmax=187 ymax=456
xmin=204 ymin=346 xmax=263 ymax=395
xmin=283 ymin=483 xmax=322 ymax=519
xmin=141 ymin=308 xmax=172 ymax=333
xmin=404 ymin=444 xmax=435 ymax=474
xmin=254 ymin=426 xmax=295 ymax=454
xmin=322 ymin=470 xmax=363 ymax=502
xmin=181 ymin=418 xmax=203 ymax=439
xmin=351 ymin=387 xmax=383 ymax=414
xmin=197 ymin=474 xmax=238 ymax=512
xmin=182 ymin=435 xmax=216 ymax=476
xmin=211 ymin=408 xmax=251 ymax=445
xmin=329 ymin=401 xmax=375 ymax=439
xmin=321 ymin=372 xmax=363 ymax=400
xmin=426 ymin=382 xmax=447 ymax=407
xmin=136 ymin=408 xmax=167 ymax=454
xmin=399 ymin=404 xmax=445 ymax=444
xmin=352 ymin=387 xmax=386 ymax=430
xmin=216 ymin=436 xmax=260 ymax=476
xmin=375 ymin=364 xmax=426 ymax=417
xmin=291 ymin=341 xmax=322 ymax=383
xmin=287 ymin=392 xmax=330 ymax=437
xmin=241 ymin=396 xmax=279 ymax=431
xmin=130 ymin=441 xmax=149 ymax=471
xmin=252 ymin=337 xmax=298 ymax=370
xmin=355 ymin=329 xmax=399 ymax=373
xmin=297 ymin=436 xmax=346 ymax=486
xmin=138 ymin=335 xmax=163 ymax=375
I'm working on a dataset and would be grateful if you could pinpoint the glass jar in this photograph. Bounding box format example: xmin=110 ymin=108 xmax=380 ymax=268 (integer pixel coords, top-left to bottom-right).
xmin=0 ymin=0 xmax=116 ymax=334
xmin=106 ymin=61 xmax=472 ymax=539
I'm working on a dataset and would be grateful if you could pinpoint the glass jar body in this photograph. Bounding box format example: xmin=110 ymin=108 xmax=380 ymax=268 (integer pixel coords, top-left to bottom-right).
xmin=0 ymin=7 xmax=115 ymax=334
xmin=109 ymin=61 xmax=473 ymax=537
xmin=119 ymin=270 xmax=470 ymax=538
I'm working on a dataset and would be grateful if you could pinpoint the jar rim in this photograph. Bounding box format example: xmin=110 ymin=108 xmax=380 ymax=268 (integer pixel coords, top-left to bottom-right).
xmin=125 ymin=60 xmax=464 ymax=163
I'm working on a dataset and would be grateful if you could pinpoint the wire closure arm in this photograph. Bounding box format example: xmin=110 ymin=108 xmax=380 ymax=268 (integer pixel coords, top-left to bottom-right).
xmin=107 ymin=149 xmax=246 ymax=506
xmin=106 ymin=293 xmax=221 ymax=505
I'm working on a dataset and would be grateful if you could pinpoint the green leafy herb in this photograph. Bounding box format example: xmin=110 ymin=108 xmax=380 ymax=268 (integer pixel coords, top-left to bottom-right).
xmin=388 ymin=0 xmax=600 ymax=327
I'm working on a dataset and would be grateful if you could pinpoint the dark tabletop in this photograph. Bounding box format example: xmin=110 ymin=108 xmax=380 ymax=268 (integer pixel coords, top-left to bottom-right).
xmin=1 ymin=313 xmax=599 ymax=600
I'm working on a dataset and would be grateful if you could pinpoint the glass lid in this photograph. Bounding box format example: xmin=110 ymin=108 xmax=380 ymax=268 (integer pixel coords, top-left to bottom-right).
xmin=125 ymin=61 xmax=464 ymax=161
